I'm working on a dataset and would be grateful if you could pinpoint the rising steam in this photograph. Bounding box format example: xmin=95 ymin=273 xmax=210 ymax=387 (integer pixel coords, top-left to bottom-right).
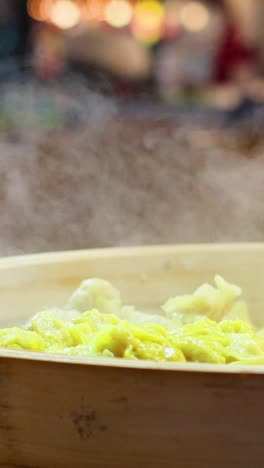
xmin=0 ymin=76 xmax=263 ymax=256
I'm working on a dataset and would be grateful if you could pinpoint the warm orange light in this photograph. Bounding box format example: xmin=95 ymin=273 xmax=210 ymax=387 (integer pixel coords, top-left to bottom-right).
xmin=27 ymin=0 xmax=54 ymax=22
xmin=132 ymin=0 xmax=165 ymax=44
xmin=85 ymin=0 xmax=105 ymax=23
xmin=104 ymin=0 xmax=133 ymax=28
xmin=27 ymin=0 xmax=43 ymax=21
xmin=41 ymin=0 xmax=55 ymax=21
xmin=180 ymin=1 xmax=209 ymax=32
xmin=51 ymin=0 xmax=81 ymax=29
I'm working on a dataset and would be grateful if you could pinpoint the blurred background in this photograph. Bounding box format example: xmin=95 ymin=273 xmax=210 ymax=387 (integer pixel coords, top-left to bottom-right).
xmin=0 ymin=0 xmax=264 ymax=255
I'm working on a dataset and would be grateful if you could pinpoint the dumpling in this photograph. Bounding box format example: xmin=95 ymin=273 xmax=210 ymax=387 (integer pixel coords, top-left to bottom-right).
xmin=66 ymin=278 xmax=122 ymax=315
xmin=162 ymin=275 xmax=242 ymax=322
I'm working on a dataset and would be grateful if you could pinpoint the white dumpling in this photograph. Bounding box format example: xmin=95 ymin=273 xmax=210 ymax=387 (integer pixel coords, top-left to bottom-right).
xmin=162 ymin=275 xmax=242 ymax=322
xmin=66 ymin=278 xmax=122 ymax=315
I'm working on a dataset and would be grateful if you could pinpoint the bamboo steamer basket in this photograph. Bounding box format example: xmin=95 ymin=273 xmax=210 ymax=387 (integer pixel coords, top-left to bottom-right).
xmin=0 ymin=244 xmax=264 ymax=468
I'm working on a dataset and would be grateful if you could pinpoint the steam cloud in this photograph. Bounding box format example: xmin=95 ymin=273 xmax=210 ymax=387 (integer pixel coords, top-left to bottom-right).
xmin=0 ymin=76 xmax=263 ymax=256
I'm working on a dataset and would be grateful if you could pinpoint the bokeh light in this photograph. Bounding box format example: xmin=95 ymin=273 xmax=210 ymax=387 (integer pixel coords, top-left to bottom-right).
xmin=132 ymin=0 xmax=165 ymax=44
xmin=51 ymin=0 xmax=81 ymax=29
xmin=180 ymin=1 xmax=209 ymax=32
xmin=27 ymin=0 xmax=54 ymax=21
xmin=27 ymin=0 xmax=43 ymax=21
xmin=85 ymin=0 xmax=105 ymax=23
xmin=41 ymin=0 xmax=55 ymax=21
xmin=104 ymin=0 xmax=133 ymax=28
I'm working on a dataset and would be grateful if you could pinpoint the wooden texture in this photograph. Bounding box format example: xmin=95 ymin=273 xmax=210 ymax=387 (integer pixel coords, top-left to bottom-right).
xmin=0 ymin=244 xmax=264 ymax=467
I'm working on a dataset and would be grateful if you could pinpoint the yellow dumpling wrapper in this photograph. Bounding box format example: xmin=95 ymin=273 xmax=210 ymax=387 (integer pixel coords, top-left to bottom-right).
xmin=0 ymin=276 xmax=263 ymax=366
